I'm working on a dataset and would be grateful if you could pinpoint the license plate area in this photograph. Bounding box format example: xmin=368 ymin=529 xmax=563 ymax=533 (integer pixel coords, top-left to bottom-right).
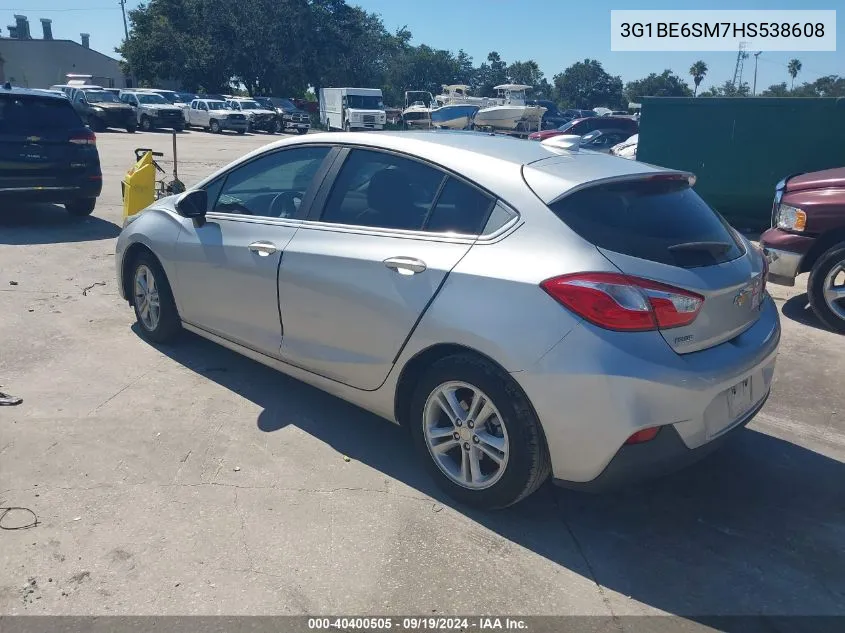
xmin=706 ymin=377 xmax=754 ymax=440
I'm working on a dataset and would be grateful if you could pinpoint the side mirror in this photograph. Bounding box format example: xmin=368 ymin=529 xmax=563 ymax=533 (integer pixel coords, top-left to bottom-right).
xmin=175 ymin=189 xmax=207 ymax=226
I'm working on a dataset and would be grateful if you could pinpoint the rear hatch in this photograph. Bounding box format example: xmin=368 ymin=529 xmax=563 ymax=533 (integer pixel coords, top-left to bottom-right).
xmin=525 ymin=156 xmax=766 ymax=354
xmin=0 ymin=93 xmax=98 ymax=188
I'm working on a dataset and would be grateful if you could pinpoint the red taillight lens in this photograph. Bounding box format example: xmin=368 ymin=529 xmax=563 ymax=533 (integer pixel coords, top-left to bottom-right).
xmin=69 ymin=130 xmax=96 ymax=146
xmin=625 ymin=426 xmax=661 ymax=444
xmin=540 ymin=272 xmax=704 ymax=332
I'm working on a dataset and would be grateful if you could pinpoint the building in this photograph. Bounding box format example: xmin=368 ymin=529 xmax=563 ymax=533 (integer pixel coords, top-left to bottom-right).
xmin=0 ymin=14 xmax=132 ymax=89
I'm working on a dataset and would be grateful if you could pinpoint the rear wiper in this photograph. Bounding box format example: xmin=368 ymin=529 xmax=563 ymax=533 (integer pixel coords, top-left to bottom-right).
xmin=667 ymin=241 xmax=733 ymax=255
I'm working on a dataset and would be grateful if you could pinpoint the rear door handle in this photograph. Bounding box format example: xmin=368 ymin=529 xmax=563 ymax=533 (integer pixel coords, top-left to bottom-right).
xmin=383 ymin=256 xmax=426 ymax=274
xmin=248 ymin=241 xmax=277 ymax=256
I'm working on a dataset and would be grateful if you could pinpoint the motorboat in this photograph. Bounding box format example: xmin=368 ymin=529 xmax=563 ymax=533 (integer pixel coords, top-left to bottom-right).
xmin=472 ymin=84 xmax=546 ymax=132
xmin=430 ymin=103 xmax=481 ymax=129
xmin=429 ymin=84 xmax=491 ymax=129
xmin=402 ymin=91 xmax=435 ymax=129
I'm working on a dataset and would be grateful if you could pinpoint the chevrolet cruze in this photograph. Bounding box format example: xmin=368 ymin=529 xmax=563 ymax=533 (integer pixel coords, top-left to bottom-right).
xmin=115 ymin=131 xmax=779 ymax=508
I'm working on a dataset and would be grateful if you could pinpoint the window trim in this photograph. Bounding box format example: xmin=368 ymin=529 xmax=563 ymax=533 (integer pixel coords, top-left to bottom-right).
xmin=202 ymin=144 xmax=340 ymax=223
xmin=303 ymin=144 xmax=511 ymax=239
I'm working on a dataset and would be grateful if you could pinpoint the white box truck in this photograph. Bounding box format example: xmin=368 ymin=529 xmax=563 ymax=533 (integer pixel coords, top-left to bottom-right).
xmin=320 ymin=87 xmax=386 ymax=131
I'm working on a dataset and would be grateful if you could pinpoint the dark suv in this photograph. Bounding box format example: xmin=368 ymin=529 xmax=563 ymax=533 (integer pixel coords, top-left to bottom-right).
xmin=0 ymin=84 xmax=102 ymax=216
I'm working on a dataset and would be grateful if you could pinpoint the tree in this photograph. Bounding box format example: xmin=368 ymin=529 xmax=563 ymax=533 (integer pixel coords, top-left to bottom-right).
xmin=553 ymin=59 xmax=624 ymax=109
xmin=507 ymin=60 xmax=543 ymax=87
xmin=625 ymin=69 xmax=692 ymax=101
xmin=454 ymin=49 xmax=475 ymax=86
xmin=697 ymin=80 xmax=750 ymax=97
xmin=689 ymin=60 xmax=707 ymax=96
xmin=761 ymin=82 xmax=790 ymax=97
xmin=475 ymin=51 xmax=508 ymax=96
xmin=787 ymin=58 xmax=802 ymax=90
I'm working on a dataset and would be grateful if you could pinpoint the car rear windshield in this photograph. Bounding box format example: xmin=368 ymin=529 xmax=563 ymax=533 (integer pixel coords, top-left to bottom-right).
xmin=548 ymin=179 xmax=744 ymax=268
xmin=0 ymin=94 xmax=82 ymax=133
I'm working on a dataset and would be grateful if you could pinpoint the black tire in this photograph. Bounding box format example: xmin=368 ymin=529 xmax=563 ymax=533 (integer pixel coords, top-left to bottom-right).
xmin=210 ymin=119 xmax=221 ymax=134
xmin=89 ymin=117 xmax=105 ymax=132
xmin=237 ymin=128 xmax=246 ymax=135
xmin=408 ymin=354 xmax=551 ymax=509
xmin=296 ymin=128 xmax=309 ymax=135
xmin=140 ymin=115 xmax=152 ymax=131
xmin=273 ymin=119 xmax=282 ymax=134
xmin=344 ymin=121 xmax=351 ymax=132
xmin=807 ymin=243 xmax=845 ymax=334
xmin=174 ymin=124 xmax=185 ymax=132
xmin=65 ymin=198 xmax=96 ymax=216
xmin=126 ymin=124 xmax=137 ymax=134
xmin=129 ymin=252 xmax=181 ymax=344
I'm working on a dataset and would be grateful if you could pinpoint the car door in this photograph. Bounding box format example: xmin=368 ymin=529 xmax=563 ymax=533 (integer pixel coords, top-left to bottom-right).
xmin=72 ymin=91 xmax=89 ymax=119
xmin=173 ymin=145 xmax=335 ymax=355
xmin=276 ymin=147 xmax=496 ymax=390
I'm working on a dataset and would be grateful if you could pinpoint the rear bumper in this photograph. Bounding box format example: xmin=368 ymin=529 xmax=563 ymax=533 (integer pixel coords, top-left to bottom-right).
xmin=554 ymin=390 xmax=769 ymax=492
xmin=514 ymin=295 xmax=780 ymax=486
xmin=0 ymin=179 xmax=102 ymax=203
xmin=759 ymin=228 xmax=815 ymax=286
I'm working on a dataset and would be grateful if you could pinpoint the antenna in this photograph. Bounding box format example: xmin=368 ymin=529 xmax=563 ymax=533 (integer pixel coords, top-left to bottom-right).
xmin=732 ymin=42 xmax=748 ymax=89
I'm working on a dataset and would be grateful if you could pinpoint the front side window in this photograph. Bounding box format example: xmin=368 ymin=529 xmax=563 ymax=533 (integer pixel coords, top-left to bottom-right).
xmin=320 ymin=149 xmax=444 ymax=231
xmin=211 ymin=146 xmax=330 ymax=218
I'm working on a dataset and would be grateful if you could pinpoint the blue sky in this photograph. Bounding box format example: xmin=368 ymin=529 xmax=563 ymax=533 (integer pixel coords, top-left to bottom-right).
xmin=1 ymin=0 xmax=841 ymax=93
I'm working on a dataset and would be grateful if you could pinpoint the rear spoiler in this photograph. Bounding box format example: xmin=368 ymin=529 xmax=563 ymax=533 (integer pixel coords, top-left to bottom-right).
xmin=546 ymin=171 xmax=697 ymax=207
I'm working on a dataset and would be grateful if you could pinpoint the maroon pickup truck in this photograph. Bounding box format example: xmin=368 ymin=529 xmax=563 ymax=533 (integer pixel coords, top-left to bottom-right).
xmin=761 ymin=167 xmax=845 ymax=333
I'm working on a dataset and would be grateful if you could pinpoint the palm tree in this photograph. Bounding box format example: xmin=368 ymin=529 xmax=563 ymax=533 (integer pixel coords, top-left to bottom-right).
xmin=787 ymin=58 xmax=802 ymax=90
xmin=689 ymin=61 xmax=708 ymax=96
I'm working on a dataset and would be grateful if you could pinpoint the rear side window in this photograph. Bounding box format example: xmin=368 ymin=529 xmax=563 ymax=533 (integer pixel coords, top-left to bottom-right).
xmin=425 ymin=177 xmax=493 ymax=234
xmin=549 ymin=179 xmax=743 ymax=268
xmin=0 ymin=95 xmax=82 ymax=133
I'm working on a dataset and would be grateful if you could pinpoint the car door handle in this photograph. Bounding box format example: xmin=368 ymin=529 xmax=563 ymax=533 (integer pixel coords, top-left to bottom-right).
xmin=383 ymin=256 xmax=426 ymax=274
xmin=248 ymin=241 xmax=277 ymax=256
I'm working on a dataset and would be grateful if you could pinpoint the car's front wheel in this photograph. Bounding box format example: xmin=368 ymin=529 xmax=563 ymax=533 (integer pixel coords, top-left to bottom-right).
xmin=140 ymin=115 xmax=152 ymax=131
xmin=209 ymin=119 xmax=221 ymax=134
xmin=808 ymin=243 xmax=845 ymax=333
xmin=130 ymin=253 xmax=181 ymax=343
xmin=409 ymin=354 xmax=551 ymax=509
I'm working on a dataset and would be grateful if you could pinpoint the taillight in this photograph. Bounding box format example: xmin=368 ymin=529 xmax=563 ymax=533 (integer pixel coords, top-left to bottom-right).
xmin=69 ymin=130 xmax=96 ymax=146
xmin=540 ymin=272 xmax=704 ymax=332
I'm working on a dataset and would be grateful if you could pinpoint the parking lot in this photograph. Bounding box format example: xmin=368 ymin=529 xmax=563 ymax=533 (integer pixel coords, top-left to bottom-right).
xmin=1 ymin=128 xmax=844 ymax=618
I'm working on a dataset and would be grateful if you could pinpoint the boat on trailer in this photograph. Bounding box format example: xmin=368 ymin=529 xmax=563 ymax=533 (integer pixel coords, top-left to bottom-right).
xmin=472 ymin=84 xmax=545 ymax=132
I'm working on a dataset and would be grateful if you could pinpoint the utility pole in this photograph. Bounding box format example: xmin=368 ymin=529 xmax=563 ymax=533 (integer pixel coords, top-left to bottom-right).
xmin=119 ymin=0 xmax=129 ymax=41
xmin=752 ymin=52 xmax=761 ymax=96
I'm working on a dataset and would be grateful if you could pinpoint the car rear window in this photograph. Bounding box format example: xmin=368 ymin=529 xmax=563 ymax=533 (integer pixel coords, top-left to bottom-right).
xmin=548 ymin=179 xmax=744 ymax=268
xmin=0 ymin=94 xmax=83 ymax=133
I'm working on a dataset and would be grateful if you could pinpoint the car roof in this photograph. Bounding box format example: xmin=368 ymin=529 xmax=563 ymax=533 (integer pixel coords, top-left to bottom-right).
xmin=1 ymin=85 xmax=67 ymax=100
xmin=195 ymin=130 xmax=668 ymax=202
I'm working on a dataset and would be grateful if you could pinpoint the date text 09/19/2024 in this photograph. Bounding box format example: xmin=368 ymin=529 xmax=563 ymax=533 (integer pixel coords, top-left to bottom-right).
xmin=307 ymin=617 xmax=529 ymax=630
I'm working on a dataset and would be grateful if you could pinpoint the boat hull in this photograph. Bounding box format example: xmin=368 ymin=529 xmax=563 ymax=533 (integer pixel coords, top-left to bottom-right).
xmin=430 ymin=104 xmax=480 ymax=129
xmin=473 ymin=105 xmax=546 ymax=130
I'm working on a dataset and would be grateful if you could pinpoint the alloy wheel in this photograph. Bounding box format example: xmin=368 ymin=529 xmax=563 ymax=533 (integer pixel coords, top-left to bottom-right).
xmin=823 ymin=261 xmax=845 ymax=320
xmin=134 ymin=264 xmax=161 ymax=331
xmin=423 ymin=381 xmax=509 ymax=490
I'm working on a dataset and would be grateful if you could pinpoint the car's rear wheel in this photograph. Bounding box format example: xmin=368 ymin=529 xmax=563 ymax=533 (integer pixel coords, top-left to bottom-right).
xmin=140 ymin=115 xmax=152 ymax=131
xmin=130 ymin=253 xmax=181 ymax=343
xmin=126 ymin=124 xmax=137 ymax=133
xmin=65 ymin=198 xmax=96 ymax=216
xmin=808 ymin=243 xmax=845 ymax=333
xmin=409 ymin=354 xmax=551 ymax=509
xmin=237 ymin=128 xmax=246 ymax=135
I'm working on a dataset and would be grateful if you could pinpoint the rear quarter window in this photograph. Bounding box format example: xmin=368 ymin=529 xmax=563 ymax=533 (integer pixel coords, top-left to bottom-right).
xmin=549 ymin=179 xmax=744 ymax=268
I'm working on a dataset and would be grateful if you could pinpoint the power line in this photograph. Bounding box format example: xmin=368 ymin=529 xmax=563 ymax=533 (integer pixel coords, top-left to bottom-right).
xmin=0 ymin=7 xmax=119 ymax=11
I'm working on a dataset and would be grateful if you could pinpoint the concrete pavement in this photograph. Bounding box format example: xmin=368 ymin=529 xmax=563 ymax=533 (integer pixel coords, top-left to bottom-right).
xmin=1 ymin=129 xmax=843 ymax=619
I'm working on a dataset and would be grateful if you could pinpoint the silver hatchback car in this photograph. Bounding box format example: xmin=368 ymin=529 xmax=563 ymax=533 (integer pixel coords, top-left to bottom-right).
xmin=115 ymin=131 xmax=780 ymax=509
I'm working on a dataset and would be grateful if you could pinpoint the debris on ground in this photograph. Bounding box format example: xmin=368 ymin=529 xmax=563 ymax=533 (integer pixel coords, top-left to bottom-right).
xmin=233 ymin=466 xmax=241 ymax=472
xmin=9 ymin=280 xmax=18 ymax=286
xmin=0 ymin=389 xmax=22 ymax=406
xmin=81 ymin=281 xmax=106 ymax=296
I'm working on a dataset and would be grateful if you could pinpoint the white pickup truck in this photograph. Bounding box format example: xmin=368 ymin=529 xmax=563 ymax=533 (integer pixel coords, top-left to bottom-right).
xmin=186 ymin=99 xmax=249 ymax=134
